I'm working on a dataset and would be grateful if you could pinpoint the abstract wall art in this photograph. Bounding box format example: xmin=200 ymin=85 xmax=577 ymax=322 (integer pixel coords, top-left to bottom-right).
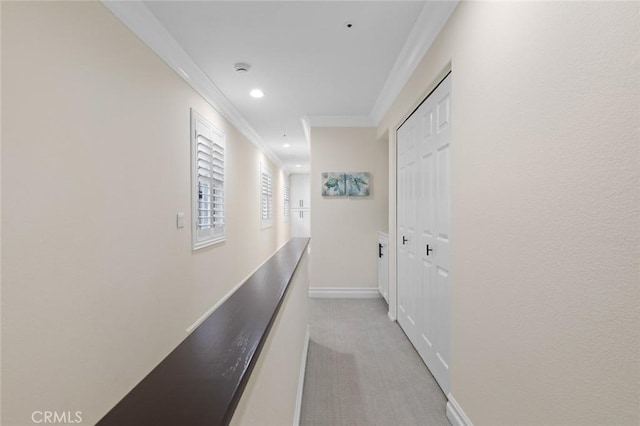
xmin=321 ymin=172 xmax=371 ymax=197
xmin=346 ymin=172 xmax=370 ymax=196
xmin=321 ymin=172 xmax=346 ymax=196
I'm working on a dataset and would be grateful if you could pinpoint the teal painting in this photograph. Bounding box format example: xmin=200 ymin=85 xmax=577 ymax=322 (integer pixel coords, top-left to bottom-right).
xmin=321 ymin=173 xmax=346 ymax=196
xmin=346 ymin=173 xmax=370 ymax=196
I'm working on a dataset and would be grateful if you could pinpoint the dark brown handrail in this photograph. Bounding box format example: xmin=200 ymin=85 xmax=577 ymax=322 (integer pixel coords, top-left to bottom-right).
xmin=97 ymin=238 xmax=310 ymax=426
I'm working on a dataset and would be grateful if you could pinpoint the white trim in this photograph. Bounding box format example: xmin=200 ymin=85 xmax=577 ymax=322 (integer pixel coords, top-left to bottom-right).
xmin=100 ymin=1 xmax=283 ymax=170
xmin=304 ymin=115 xmax=375 ymax=128
xmin=309 ymin=287 xmax=381 ymax=299
xmin=387 ymin=310 xmax=396 ymax=323
xmin=300 ymin=116 xmax=311 ymax=148
xmin=369 ymin=1 xmax=459 ymax=125
xmin=293 ymin=326 xmax=310 ymax=426
xmin=446 ymin=394 xmax=474 ymax=426
xmin=186 ymin=240 xmax=290 ymax=333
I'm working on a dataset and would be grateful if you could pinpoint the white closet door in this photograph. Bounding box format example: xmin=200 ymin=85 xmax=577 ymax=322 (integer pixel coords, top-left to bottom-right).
xmin=397 ymin=111 xmax=419 ymax=344
xmin=418 ymin=75 xmax=451 ymax=394
xmin=290 ymin=174 xmax=310 ymax=209
xmin=397 ymin=73 xmax=452 ymax=395
xmin=291 ymin=210 xmax=310 ymax=238
xmin=417 ymin=96 xmax=438 ymax=373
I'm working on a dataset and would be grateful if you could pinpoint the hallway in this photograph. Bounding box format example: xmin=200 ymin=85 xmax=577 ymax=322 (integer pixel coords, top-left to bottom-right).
xmin=2 ymin=2 xmax=638 ymax=424
xmin=301 ymin=299 xmax=449 ymax=426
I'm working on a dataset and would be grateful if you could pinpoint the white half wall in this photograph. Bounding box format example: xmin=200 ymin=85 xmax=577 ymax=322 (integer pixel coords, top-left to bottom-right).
xmin=230 ymin=250 xmax=309 ymax=426
xmin=309 ymin=127 xmax=388 ymax=291
xmin=1 ymin=2 xmax=289 ymax=424
xmin=380 ymin=2 xmax=639 ymax=425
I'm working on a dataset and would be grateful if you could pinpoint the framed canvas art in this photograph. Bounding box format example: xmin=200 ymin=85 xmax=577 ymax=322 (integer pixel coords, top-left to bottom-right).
xmin=321 ymin=173 xmax=346 ymax=196
xmin=346 ymin=173 xmax=370 ymax=196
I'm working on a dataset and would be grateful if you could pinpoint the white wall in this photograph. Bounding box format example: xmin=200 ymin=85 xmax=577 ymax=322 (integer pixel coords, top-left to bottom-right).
xmin=1 ymin=2 xmax=289 ymax=424
xmin=309 ymin=127 xmax=388 ymax=290
xmin=380 ymin=2 xmax=639 ymax=424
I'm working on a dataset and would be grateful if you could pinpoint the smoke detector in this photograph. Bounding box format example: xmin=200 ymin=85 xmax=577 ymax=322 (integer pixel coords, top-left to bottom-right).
xmin=234 ymin=62 xmax=251 ymax=73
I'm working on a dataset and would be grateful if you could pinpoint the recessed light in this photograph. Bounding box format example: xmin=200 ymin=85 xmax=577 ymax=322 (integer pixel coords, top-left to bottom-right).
xmin=295 ymin=164 xmax=302 ymax=168
xmin=250 ymin=89 xmax=264 ymax=98
xmin=283 ymin=143 xmax=291 ymax=148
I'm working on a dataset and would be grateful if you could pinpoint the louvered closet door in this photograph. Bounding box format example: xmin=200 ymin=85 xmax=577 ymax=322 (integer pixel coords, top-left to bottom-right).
xmin=397 ymin=73 xmax=451 ymax=395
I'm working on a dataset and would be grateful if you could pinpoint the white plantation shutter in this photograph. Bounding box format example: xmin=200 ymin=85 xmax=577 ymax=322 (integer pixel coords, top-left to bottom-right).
xmin=197 ymin=134 xmax=224 ymax=228
xmin=261 ymin=163 xmax=273 ymax=228
xmin=283 ymin=184 xmax=289 ymax=222
xmin=192 ymin=110 xmax=225 ymax=249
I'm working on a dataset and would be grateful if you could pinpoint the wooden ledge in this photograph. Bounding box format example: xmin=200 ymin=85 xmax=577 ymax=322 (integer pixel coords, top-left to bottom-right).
xmin=98 ymin=238 xmax=311 ymax=426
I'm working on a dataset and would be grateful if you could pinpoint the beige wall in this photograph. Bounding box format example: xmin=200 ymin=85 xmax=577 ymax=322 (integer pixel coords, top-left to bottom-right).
xmin=381 ymin=2 xmax=639 ymax=425
xmin=1 ymin=2 xmax=289 ymax=424
xmin=309 ymin=127 xmax=388 ymax=290
xmin=0 ymin=2 xmax=3 ymax=420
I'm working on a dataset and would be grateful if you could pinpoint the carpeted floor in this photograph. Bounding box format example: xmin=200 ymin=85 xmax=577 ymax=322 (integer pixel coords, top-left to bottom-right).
xmin=300 ymin=298 xmax=449 ymax=426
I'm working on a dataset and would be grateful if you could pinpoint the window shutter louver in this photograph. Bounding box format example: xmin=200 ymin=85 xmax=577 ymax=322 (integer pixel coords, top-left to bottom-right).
xmin=284 ymin=185 xmax=289 ymax=220
xmin=261 ymin=163 xmax=273 ymax=228
xmin=196 ymin=134 xmax=225 ymax=229
xmin=192 ymin=110 xmax=225 ymax=249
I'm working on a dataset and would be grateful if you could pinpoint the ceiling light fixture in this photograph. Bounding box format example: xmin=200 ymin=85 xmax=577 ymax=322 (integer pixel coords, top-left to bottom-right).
xmin=234 ymin=62 xmax=251 ymax=73
xmin=295 ymin=164 xmax=302 ymax=168
xmin=250 ymin=89 xmax=264 ymax=98
xmin=283 ymin=143 xmax=291 ymax=148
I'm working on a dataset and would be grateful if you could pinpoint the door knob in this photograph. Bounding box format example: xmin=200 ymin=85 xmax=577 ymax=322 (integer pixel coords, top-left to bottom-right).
xmin=402 ymin=236 xmax=408 ymax=245
xmin=426 ymin=244 xmax=433 ymax=256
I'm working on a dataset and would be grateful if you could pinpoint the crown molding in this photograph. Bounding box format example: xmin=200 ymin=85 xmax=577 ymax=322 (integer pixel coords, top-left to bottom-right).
xmin=369 ymin=1 xmax=459 ymax=125
xmin=304 ymin=115 xmax=375 ymax=128
xmin=100 ymin=1 xmax=283 ymax=170
xmin=300 ymin=115 xmax=311 ymax=148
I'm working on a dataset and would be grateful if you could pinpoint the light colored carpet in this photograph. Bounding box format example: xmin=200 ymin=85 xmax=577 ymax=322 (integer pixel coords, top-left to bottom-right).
xmin=300 ymin=298 xmax=449 ymax=426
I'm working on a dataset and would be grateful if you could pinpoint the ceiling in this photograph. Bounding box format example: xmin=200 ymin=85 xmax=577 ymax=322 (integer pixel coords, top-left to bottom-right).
xmin=105 ymin=1 xmax=458 ymax=174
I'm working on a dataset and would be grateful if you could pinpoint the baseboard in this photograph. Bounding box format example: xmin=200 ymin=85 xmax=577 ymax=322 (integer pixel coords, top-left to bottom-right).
xmin=446 ymin=393 xmax=474 ymax=426
xmin=387 ymin=310 xmax=396 ymax=322
xmin=293 ymin=326 xmax=310 ymax=426
xmin=308 ymin=287 xmax=382 ymax=299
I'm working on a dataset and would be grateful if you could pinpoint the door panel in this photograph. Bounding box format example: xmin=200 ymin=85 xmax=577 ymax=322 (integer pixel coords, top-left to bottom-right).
xmin=397 ymin=128 xmax=408 ymax=322
xmin=397 ymin=113 xmax=419 ymax=343
xmin=417 ymin=102 xmax=436 ymax=365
